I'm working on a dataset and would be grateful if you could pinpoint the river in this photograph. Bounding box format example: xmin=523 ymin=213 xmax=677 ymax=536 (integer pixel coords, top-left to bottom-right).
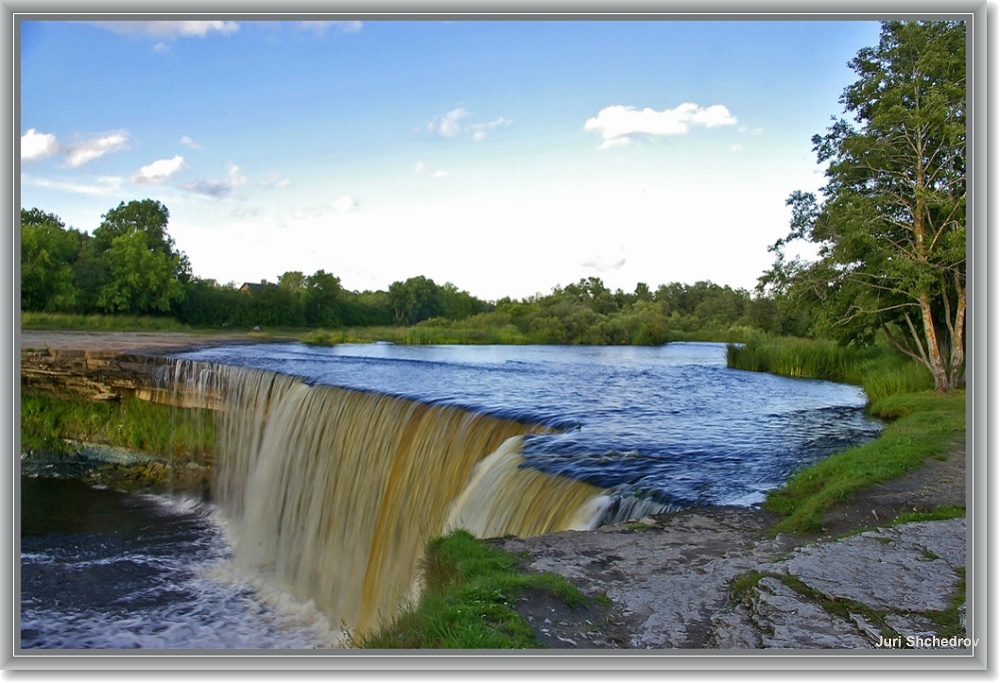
xmin=19 ymin=342 xmax=882 ymax=650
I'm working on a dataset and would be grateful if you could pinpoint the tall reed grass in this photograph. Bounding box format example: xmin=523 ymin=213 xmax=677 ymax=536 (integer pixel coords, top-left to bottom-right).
xmin=726 ymin=334 xmax=933 ymax=403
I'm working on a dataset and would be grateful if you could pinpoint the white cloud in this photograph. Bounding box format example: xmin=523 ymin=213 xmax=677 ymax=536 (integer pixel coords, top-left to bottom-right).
xmin=64 ymin=131 xmax=129 ymax=167
xmin=94 ymin=21 xmax=239 ymax=38
xmin=428 ymin=108 xmax=469 ymax=138
xmin=581 ymin=250 xmax=627 ymax=273
xmin=289 ymin=194 xmax=358 ymax=220
xmin=182 ymin=163 xmax=246 ymax=198
xmin=133 ymin=155 xmax=186 ymax=184
xmin=585 ymin=103 xmax=738 ymax=149
xmin=21 ymin=129 xmax=59 ymax=161
xmin=25 ymin=173 xmax=124 ymax=196
xmin=258 ymin=172 xmax=291 ymax=189
xmin=427 ymin=109 xmax=512 ymax=142
xmin=415 ymin=160 xmax=448 ymax=178
xmin=469 ymin=116 xmax=512 ymax=142
xmin=332 ymin=195 xmax=358 ymax=213
xmin=297 ymin=21 xmax=363 ymax=35
xmin=180 ymin=135 xmax=201 ymax=149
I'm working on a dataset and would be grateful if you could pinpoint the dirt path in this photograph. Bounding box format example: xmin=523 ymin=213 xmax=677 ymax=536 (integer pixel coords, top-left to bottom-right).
xmin=19 ymin=330 xmax=280 ymax=354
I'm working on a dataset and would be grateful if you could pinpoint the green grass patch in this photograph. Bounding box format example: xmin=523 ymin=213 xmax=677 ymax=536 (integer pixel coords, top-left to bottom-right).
xmin=726 ymin=334 xmax=934 ymax=403
xmin=763 ymin=390 xmax=965 ymax=535
xmin=304 ymin=325 xmax=533 ymax=346
xmin=20 ymin=312 xmax=194 ymax=332
xmin=351 ymin=529 xmax=586 ymax=649
xmin=891 ymin=505 xmax=966 ymax=525
xmin=20 ymin=391 xmax=214 ymax=460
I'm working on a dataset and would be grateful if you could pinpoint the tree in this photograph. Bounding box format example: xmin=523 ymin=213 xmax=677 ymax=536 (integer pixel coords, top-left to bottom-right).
xmin=762 ymin=21 xmax=966 ymax=391
xmin=93 ymin=200 xmax=184 ymax=266
xmin=20 ymin=209 xmax=82 ymax=311
xmin=95 ymin=229 xmax=186 ymax=314
xmin=304 ymin=270 xmax=344 ymax=328
xmin=388 ymin=276 xmax=443 ymax=325
xmin=91 ymin=200 xmax=189 ymax=315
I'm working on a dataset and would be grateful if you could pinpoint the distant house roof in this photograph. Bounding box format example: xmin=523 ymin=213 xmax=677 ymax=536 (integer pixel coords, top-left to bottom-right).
xmin=239 ymin=279 xmax=280 ymax=294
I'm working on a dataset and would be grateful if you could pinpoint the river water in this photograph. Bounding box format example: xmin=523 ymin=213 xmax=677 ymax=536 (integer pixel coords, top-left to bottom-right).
xmin=19 ymin=342 xmax=882 ymax=650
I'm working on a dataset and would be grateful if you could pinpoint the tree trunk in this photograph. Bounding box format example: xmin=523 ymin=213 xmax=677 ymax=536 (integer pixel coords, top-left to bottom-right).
xmin=919 ymin=291 xmax=950 ymax=392
xmin=949 ymin=281 xmax=966 ymax=389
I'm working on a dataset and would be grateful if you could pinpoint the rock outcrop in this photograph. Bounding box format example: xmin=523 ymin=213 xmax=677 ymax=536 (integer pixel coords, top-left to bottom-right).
xmin=501 ymin=510 xmax=969 ymax=651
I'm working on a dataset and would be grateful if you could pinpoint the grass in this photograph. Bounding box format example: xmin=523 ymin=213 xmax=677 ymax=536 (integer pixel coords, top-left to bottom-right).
xmin=891 ymin=505 xmax=966 ymax=525
xmin=726 ymin=334 xmax=934 ymax=403
xmin=725 ymin=333 xmax=965 ymax=535
xmin=763 ymin=390 xmax=966 ymax=535
xmin=21 ymin=312 xmax=194 ymax=332
xmin=303 ymin=325 xmax=532 ymax=346
xmin=351 ymin=529 xmax=586 ymax=649
xmin=20 ymin=391 xmax=215 ymax=460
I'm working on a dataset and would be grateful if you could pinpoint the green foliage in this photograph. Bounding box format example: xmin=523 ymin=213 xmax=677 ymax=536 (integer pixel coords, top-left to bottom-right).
xmin=20 ymin=312 xmax=192 ymax=332
xmin=760 ymin=21 xmax=967 ymax=391
xmin=20 ymin=392 xmax=214 ymax=459
xmin=21 ymin=199 xmax=784 ymax=344
xmin=891 ymin=505 xmax=965 ymax=525
xmin=727 ymin=333 xmax=934 ymax=403
xmin=304 ymin=269 xmax=343 ymax=328
xmin=90 ymin=200 xmax=191 ymax=316
xmin=95 ymin=229 xmax=186 ymax=314
xmin=19 ymin=209 xmax=84 ymax=312
xmin=352 ymin=529 xmax=585 ymax=649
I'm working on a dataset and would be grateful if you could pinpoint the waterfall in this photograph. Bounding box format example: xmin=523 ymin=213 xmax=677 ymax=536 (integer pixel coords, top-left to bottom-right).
xmin=167 ymin=360 xmax=615 ymax=637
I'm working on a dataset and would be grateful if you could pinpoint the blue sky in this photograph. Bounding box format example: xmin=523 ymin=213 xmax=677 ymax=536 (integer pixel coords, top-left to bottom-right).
xmin=19 ymin=18 xmax=884 ymax=301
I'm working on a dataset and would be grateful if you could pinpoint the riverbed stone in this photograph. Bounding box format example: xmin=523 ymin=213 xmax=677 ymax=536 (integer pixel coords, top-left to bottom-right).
xmin=501 ymin=510 xmax=968 ymax=650
xmin=778 ymin=519 xmax=966 ymax=613
xmin=748 ymin=577 xmax=872 ymax=649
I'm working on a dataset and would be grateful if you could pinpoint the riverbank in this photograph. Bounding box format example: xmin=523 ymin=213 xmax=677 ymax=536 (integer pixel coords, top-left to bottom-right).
xmin=16 ymin=330 xmax=972 ymax=653
xmin=499 ymin=439 xmax=967 ymax=650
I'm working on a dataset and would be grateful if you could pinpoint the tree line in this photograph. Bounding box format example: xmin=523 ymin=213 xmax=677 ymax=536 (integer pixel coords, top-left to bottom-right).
xmin=19 ymin=199 xmax=793 ymax=341
xmin=20 ymin=22 xmax=966 ymax=390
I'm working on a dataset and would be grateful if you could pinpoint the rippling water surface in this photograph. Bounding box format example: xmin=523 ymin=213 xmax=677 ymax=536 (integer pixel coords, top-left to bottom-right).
xmin=22 ymin=341 xmax=882 ymax=650
xmin=178 ymin=341 xmax=882 ymax=507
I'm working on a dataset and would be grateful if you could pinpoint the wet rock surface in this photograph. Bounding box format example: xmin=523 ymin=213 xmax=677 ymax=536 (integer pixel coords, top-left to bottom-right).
xmin=501 ymin=509 xmax=967 ymax=651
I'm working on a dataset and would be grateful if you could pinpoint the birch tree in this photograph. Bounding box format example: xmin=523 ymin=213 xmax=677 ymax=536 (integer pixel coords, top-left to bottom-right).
xmin=763 ymin=21 xmax=966 ymax=391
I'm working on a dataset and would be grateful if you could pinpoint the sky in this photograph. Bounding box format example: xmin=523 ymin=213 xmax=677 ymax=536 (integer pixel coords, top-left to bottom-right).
xmin=19 ymin=18 xmax=885 ymax=302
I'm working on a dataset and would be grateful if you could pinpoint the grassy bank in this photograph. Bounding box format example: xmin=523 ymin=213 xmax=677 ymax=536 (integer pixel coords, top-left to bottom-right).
xmin=726 ymin=335 xmax=965 ymax=535
xmin=726 ymin=335 xmax=934 ymax=403
xmin=20 ymin=392 xmax=214 ymax=460
xmin=21 ymin=312 xmax=195 ymax=332
xmin=351 ymin=529 xmax=587 ymax=649
xmin=764 ymin=390 xmax=965 ymax=534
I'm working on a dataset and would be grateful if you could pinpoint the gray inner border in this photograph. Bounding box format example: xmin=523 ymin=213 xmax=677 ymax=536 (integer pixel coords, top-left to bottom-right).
xmin=3 ymin=0 xmax=991 ymax=674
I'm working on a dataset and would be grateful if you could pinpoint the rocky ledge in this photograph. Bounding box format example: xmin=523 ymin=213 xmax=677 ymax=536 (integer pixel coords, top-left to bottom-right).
xmin=500 ymin=507 xmax=967 ymax=651
xmin=19 ymin=331 xmax=973 ymax=655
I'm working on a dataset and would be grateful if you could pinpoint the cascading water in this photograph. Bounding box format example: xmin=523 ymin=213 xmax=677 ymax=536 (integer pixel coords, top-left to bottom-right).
xmin=22 ymin=342 xmax=882 ymax=649
xmin=167 ymin=359 xmax=617 ymax=637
